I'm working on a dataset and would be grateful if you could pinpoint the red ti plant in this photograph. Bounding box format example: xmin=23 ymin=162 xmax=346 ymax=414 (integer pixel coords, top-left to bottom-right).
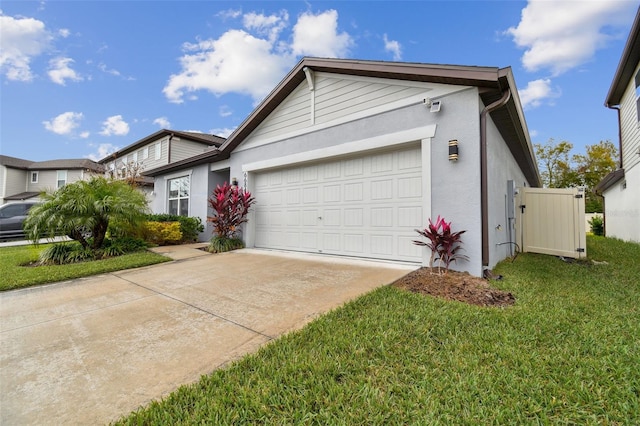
xmin=207 ymin=182 xmax=255 ymax=239
xmin=414 ymin=216 xmax=468 ymax=274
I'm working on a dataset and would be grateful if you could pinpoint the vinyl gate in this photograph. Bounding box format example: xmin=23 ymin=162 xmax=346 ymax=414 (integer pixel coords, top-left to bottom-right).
xmin=516 ymin=187 xmax=587 ymax=259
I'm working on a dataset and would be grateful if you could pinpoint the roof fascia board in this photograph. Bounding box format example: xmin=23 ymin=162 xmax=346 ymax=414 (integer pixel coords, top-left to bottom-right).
xmin=606 ymin=7 xmax=640 ymax=106
xmin=218 ymin=57 xmax=502 ymax=154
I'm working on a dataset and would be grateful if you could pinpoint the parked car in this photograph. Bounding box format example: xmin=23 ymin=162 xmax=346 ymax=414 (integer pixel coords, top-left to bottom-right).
xmin=0 ymin=202 xmax=39 ymax=241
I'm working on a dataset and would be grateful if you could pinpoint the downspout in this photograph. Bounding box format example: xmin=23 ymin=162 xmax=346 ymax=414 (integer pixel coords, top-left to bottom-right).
xmin=480 ymin=88 xmax=511 ymax=269
xmin=603 ymin=104 xmax=622 ymax=237
xmin=168 ymin=133 xmax=174 ymax=164
xmin=606 ymin=104 xmax=623 ymax=168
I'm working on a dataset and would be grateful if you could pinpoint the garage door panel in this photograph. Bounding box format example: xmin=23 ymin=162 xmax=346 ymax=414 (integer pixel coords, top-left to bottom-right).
xmin=302 ymin=210 xmax=319 ymax=226
xmin=344 ymin=183 xmax=364 ymax=201
xmin=371 ymin=235 xmax=393 ymax=255
xmin=371 ymin=207 xmax=393 ymax=227
xmin=323 ymin=233 xmax=341 ymax=251
xmin=301 ymin=232 xmax=317 ymax=249
xmin=323 ymin=185 xmax=341 ymax=202
xmin=323 ymin=209 xmax=341 ymax=226
xmin=398 ymin=177 xmax=422 ymax=198
xmin=398 ymin=206 xmax=422 ymax=227
xmin=344 ymin=234 xmax=364 ymax=253
xmin=371 ymin=179 xmax=393 ymax=200
xmin=254 ymin=145 xmax=423 ymax=262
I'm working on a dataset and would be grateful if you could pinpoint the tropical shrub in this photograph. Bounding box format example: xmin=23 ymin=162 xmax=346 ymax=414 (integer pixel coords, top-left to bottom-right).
xmin=143 ymin=222 xmax=183 ymax=245
xmin=24 ymin=176 xmax=149 ymax=253
xmin=413 ymin=216 xmax=468 ymax=274
xmin=207 ymin=182 xmax=255 ymax=253
xmin=589 ymin=215 xmax=604 ymax=236
xmin=146 ymin=214 xmax=204 ymax=242
xmin=39 ymin=242 xmax=93 ymax=265
xmin=208 ymin=236 xmax=245 ymax=253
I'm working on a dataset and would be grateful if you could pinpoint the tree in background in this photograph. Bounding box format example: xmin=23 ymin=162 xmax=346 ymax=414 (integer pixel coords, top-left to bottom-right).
xmin=534 ymin=139 xmax=617 ymax=213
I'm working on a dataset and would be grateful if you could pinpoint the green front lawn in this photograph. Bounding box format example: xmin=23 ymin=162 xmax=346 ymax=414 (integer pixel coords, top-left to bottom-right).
xmin=116 ymin=236 xmax=640 ymax=424
xmin=0 ymin=244 xmax=171 ymax=291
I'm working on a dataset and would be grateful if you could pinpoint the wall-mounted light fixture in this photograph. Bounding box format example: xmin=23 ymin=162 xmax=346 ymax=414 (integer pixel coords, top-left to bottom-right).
xmin=423 ymin=98 xmax=442 ymax=112
xmin=231 ymin=177 xmax=238 ymax=186
xmin=448 ymin=139 xmax=459 ymax=161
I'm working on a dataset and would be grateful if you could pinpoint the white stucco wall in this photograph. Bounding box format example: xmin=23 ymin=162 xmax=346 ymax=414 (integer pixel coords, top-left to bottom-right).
xmin=603 ymin=164 xmax=640 ymax=243
xmin=152 ymin=164 xmax=229 ymax=242
xmin=231 ymin=87 xmax=486 ymax=276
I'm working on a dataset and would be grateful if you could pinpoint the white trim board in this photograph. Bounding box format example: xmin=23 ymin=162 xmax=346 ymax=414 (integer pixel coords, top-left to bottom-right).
xmin=241 ymin=124 xmax=437 ymax=172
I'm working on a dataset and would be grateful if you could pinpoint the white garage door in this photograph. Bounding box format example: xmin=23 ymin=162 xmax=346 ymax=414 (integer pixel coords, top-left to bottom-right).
xmin=253 ymin=145 xmax=424 ymax=262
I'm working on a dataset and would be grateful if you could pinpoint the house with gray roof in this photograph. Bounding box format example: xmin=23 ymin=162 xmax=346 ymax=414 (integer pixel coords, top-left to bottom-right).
xmin=144 ymin=57 xmax=541 ymax=277
xmin=0 ymin=155 xmax=103 ymax=204
xmin=98 ymin=129 xmax=224 ymax=202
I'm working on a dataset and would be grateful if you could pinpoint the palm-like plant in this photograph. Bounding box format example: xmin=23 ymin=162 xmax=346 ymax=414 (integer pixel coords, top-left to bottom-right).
xmin=414 ymin=215 xmax=468 ymax=274
xmin=24 ymin=176 xmax=149 ymax=252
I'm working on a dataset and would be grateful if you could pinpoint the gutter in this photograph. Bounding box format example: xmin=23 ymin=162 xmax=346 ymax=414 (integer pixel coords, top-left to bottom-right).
xmin=480 ymin=88 xmax=511 ymax=268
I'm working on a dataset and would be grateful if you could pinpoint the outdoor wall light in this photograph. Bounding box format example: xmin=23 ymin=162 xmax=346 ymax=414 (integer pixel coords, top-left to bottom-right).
xmin=231 ymin=177 xmax=238 ymax=186
xmin=448 ymin=139 xmax=459 ymax=161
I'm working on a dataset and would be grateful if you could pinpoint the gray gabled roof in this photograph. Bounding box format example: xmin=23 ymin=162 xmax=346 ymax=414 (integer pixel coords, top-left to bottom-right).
xmin=606 ymin=7 xmax=640 ymax=106
xmin=145 ymin=57 xmax=540 ymax=186
xmin=0 ymin=155 xmax=103 ymax=172
xmin=0 ymin=155 xmax=34 ymax=169
xmin=98 ymin=129 xmax=225 ymax=163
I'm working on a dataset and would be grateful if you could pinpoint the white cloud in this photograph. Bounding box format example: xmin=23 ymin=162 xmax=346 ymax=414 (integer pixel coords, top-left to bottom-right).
xmin=48 ymin=56 xmax=82 ymax=85
xmin=153 ymin=117 xmax=171 ymax=128
xmin=518 ymin=78 xmax=561 ymax=109
xmin=0 ymin=12 xmax=52 ymax=81
xmin=100 ymin=115 xmax=130 ymax=136
xmin=86 ymin=143 xmax=120 ymax=161
xmin=291 ymin=10 xmax=353 ymax=57
xmin=210 ymin=127 xmax=236 ymax=138
xmin=383 ymin=34 xmax=402 ymax=61
xmin=506 ymin=0 xmax=635 ymax=75
xmin=163 ymin=29 xmax=293 ymax=103
xmin=217 ymin=9 xmax=242 ymax=20
xmin=42 ymin=111 xmax=83 ymax=135
xmin=243 ymin=10 xmax=288 ymax=42
xmin=164 ymin=9 xmax=353 ymax=104
xmin=219 ymin=105 xmax=233 ymax=117
xmin=58 ymin=28 xmax=70 ymax=38
xmin=98 ymin=62 xmax=121 ymax=76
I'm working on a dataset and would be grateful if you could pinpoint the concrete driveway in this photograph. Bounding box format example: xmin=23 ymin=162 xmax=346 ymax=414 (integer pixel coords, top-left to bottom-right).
xmin=0 ymin=246 xmax=415 ymax=425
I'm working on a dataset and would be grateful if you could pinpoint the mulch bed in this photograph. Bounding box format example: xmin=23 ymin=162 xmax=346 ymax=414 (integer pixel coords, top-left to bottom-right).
xmin=392 ymin=267 xmax=515 ymax=307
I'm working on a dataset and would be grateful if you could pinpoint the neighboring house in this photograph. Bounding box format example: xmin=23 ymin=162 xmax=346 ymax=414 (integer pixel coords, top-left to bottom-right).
xmin=0 ymin=155 xmax=103 ymax=205
xmin=145 ymin=57 xmax=541 ymax=277
xmin=595 ymin=8 xmax=640 ymax=243
xmin=98 ymin=129 xmax=224 ymax=202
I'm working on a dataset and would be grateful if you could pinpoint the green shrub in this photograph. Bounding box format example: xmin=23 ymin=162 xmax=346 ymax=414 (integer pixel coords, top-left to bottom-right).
xmin=39 ymin=242 xmax=94 ymax=265
xmin=143 ymin=221 xmax=183 ymax=245
xmin=589 ymin=215 xmax=604 ymax=236
xmin=208 ymin=236 xmax=245 ymax=253
xmin=146 ymin=214 xmax=204 ymax=242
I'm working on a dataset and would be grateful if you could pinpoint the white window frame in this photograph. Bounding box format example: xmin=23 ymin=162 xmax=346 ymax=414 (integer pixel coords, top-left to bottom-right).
xmin=143 ymin=147 xmax=149 ymax=160
xmin=167 ymin=175 xmax=190 ymax=216
xmin=30 ymin=171 xmax=39 ymax=183
xmin=132 ymin=151 xmax=138 ymax=163
xmin=155 ymin=142 xmax=162 ymax=160
xmin=57 ymin=170 xmax=67 ymax=188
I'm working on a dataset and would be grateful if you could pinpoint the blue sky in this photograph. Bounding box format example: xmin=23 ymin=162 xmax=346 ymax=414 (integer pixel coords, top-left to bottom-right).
xmin=1 ymin=1 xmax=637 ymax=162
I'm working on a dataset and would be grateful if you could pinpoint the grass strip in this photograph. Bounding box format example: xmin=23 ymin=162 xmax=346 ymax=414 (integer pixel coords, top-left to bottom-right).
xmin=0 ymin=244 xmax=170 ymax=291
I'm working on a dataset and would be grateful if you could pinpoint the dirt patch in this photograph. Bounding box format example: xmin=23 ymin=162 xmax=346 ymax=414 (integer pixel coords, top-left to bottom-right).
xmin=392 ymin=267 xmax=515 ymax=307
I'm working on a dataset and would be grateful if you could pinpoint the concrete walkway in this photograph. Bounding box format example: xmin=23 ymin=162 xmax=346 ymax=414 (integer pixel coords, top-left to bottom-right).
xmin=0 ymin=245 xmax=416 ymax=425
